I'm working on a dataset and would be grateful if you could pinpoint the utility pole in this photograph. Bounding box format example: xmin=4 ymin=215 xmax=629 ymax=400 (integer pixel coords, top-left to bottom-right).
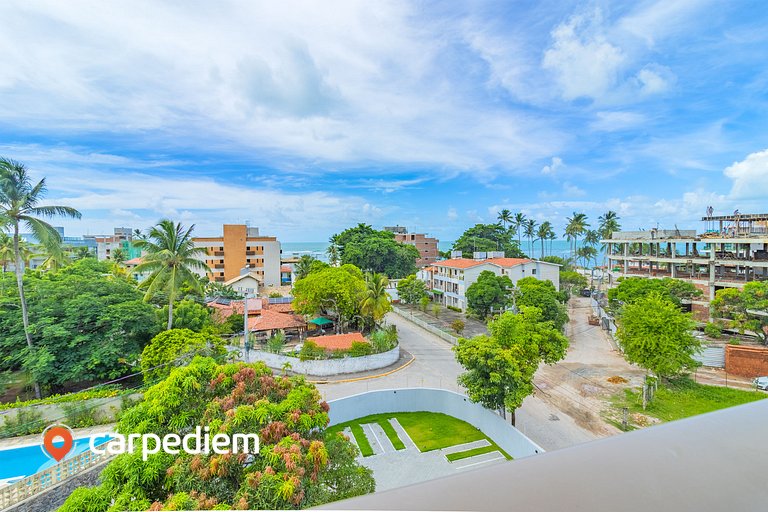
xmin=243 ymin=294 xmax=251 ymax=362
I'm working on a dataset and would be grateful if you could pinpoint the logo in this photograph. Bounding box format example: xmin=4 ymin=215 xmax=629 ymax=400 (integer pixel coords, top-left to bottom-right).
xmin=41 ymin=423 xmax=74 ymax=462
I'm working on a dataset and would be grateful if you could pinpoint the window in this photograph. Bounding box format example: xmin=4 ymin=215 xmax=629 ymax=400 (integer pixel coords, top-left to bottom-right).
xmin=532 ymin=268 xmax=537 ymax=275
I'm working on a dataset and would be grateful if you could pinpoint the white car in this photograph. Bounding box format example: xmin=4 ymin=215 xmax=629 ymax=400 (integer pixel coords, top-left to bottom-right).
xmin=754 ymin=377 xmax=768 ymax=391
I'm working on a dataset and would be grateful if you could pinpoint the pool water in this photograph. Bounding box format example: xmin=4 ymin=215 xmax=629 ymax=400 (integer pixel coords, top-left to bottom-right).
xmin=0 ymin=434 xmax=112 ymax=484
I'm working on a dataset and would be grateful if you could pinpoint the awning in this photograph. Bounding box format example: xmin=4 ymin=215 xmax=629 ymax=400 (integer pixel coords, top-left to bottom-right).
xmin=309 ymin=317 xmax=334 ymax=326
xmin=431 ymin=289 xmax=444 ymax=295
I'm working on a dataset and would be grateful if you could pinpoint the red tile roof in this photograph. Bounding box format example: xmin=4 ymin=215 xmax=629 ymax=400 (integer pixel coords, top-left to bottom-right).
xmin=124 ymin=257 xmax=143 ymax=266
xmin=307 ymin=332 xmax=368 ymax=351
xmin=248 ymin=309 xmax=306 ymax=332
xmin=435 ymin=258 xmax=485 ymax=269
xmin=280 ymin=264 xmax=292 ymax=272
xmin=485 ymin=258 xmax=532 ymax=267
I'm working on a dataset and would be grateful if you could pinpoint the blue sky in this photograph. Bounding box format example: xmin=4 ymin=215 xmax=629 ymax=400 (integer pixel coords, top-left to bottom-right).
xmin=1 ymin=0 xmax=767 ymax=242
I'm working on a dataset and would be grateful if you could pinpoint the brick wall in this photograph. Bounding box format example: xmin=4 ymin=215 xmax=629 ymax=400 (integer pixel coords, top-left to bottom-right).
xmin=725 ymin=345 xmax=768 ymax=378
xmin=691 ymin=303 xmax=710 ymax=322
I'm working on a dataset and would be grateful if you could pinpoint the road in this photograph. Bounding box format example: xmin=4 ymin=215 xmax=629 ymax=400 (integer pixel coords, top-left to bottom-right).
xmin=317 ymin=308 xmax=602 ymax=451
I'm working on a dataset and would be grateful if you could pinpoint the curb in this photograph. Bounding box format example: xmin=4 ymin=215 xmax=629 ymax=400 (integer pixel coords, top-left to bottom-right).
xmin=309 ymin=354 xmax=416 ymax=385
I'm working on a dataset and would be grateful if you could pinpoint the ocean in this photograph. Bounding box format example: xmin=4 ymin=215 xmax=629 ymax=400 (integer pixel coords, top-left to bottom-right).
xmin=281 ymin=239 xmax=576 ymax=261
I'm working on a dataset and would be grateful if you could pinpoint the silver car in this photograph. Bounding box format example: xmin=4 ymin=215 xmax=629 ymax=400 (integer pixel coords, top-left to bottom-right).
xmin=754 ymin=377 xmax=768 ymax=390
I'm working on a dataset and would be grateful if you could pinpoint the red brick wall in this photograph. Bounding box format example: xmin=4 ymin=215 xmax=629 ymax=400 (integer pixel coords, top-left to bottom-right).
xmin=691 ymin=303 xmax=710 ymax=322
xmin=725 ymin=345 xmax=768 ymax=378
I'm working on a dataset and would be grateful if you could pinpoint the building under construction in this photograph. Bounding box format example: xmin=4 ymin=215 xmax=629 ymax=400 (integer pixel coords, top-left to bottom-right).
xmin=602 ymin=212 xmax=768 ymax=320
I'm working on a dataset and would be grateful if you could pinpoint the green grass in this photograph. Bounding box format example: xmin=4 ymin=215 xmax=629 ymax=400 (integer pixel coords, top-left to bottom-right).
xmin=327 ymin=411 xmax=511 ymax=460
xmin=445 ymin=443 xmax=511 ymax=462
xmin=613 ymin=377 xmax=766 ymax=423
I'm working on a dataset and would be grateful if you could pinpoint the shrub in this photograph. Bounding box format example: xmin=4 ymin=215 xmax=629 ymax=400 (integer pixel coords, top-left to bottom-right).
xmin=62 ymin=401 xmax=98 ymax=428
xmin=0 ymin=385 xmax=124 ymax=411
xmin=299 ymin=341 xmax=326 ymax=361
xmin=447 ymin=305 xmax=462 ymax=313
xmin=704 ymin=322 xmax=723 ymax=339
xmin=419 ymin=296 xmax=430 ymax=311
xmin=267 ymin=332 xmax=286 ymax=353
xmin=432 ymin=304 xmax=441 ymax=317
xmin=269 ymin=292 xmax=283 ymax=298
xmin=369 ymin=327 xmax=398 ymax=353
xmin=348 ymin=341 xmax=373 ymax=357
xmin=0 ymin=406 xmax=46 ymax=438
xmin=140 ymin=329 xmax=225 ymax=384
xmin=451 ymin=319 xmax=465 ymax=335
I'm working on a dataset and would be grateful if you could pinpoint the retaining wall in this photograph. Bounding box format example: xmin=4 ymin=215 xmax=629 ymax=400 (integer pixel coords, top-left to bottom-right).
xmin=725 ymin=344 xmax=768 ymax=378
xmin=248 ymin=345 xmax=400 ymax=377
xmin=391 ymin=307 xmax=458 ymax=345
xmin=0 ymin=393 xmax=142 ymax=428
xmin=327 ymin=388 xmax=543 ymax=459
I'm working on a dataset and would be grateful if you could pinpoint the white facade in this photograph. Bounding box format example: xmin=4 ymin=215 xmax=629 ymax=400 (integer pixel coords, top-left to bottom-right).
xmin=432 ymin=258 xmax=560 ymax=311
xmin=224 ymin=272 xmax=261 ymax=296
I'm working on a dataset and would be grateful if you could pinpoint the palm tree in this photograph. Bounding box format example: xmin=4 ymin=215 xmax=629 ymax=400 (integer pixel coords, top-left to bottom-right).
xmin=359 ymin=272 xmax=391 ymax=327
xmin=497 ymin=209 xmax=512 ymax=229
xmin=72 ymin=246 xmax=92 ymax=260
xmin=584 ymin=229 xmax=600 ymax=247
xmin=512 ymin=212 xmax=526 ymax=248
xmin=0 ymin=232 xmax=13 ymax=273
xmin=111 ymin=246 xmax=126 ymax=264
xmin=564 ymin=212 xmax=589 ymax=264
xmin=537 ymin=221 xmax=554 ymax=258
xmin=598 ymin=210 xmax=621 ymax=240
xmin=132 ymin=228 xmax=145 ymax=241
xmin=326 ymin=245 xmax=339 ymax=267
xmin=577 ymin=246 xmax=598 ymax=268
xmin=523 ymin=219 xmax=538 ymax=258
xmin=0 ymin=157 xmax=82 ymax=398
xmin=294 ymin=254 xmax=316 ymax=280
xmin=39 ymin=243 xmax=69 ymax=271
xmin=133 ymin=219 xmax=208 ymax=330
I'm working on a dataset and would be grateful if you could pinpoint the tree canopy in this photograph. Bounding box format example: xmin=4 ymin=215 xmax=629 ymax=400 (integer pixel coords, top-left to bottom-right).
xmin=397 ymin=274 xmax=428 ymax=305
xmin=465 ymin=270 xmax=513 ymax=320
xmin=0 ymin=259 xmax=160 ymax=391
xmin=292 ymin=264 xmax=366 ymax=323
xmin=711 ymin=282 xmax=768 ymax=344
xmin=329 ymin=224 xmax=419 ymax=279
xmin=608 ymin=277 xmax=702 ymax=310
xmin=616 ymin=292 xmax=701 ymax=378
xmin=454 ymin=307 xmax=568 ymax=424
xmin=515 ymin=277 xmax=568 ymax=330
xmin=59 ymin=357 xmax=374 ymax=510
xmin=139 ymin=328 xmax=225 ymax=384
xmin=452 ymin=224 xmax=525 ymax=258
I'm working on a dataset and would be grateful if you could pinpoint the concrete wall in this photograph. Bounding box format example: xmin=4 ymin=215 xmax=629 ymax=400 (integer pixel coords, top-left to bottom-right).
xmin=391 ymin=307 xmax=458 ymax=345
xmin=6 ymin=460 xmax=108 ymax=512
xmin=0 ymin=393 xmax=142 ymax=427
xmin=328 ymin=388 xmax=544 ymax=459
xmin=725 ymin=344 xmax=768 ymax=378
xmin=248 ymin=345 xmax=400 ymax=377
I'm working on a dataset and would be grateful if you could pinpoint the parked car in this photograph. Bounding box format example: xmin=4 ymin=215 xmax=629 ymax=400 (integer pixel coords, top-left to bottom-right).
xmin=754 ymin=377 xmax=768 ymax=390
xmin=580 ymin=288 xmax=592 ymax=297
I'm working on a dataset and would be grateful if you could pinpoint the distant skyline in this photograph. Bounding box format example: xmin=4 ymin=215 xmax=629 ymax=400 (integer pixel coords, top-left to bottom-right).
xmin=1 ymin=1 xmax=767 ymax=241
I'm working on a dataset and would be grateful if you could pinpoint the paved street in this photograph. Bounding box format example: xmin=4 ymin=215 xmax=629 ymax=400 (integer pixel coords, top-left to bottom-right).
xmin=318 ymin=307 xmax=603 ymax=451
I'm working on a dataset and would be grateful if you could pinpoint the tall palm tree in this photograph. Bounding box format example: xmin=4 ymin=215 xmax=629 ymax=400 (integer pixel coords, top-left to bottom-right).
xmin=294 ymin=254 xmax=317 ymax=280
xmin=111 ymin=246 xmax=126 ymax=264
xmin=359 ymin=272 xmax=391 ymax=327
xmin=537 ymin=221 xmax=553 ymax=258
xmin=564 ymin=212 xmax=589 ymax=264
xmin=326 ymin=244 xmax=339 ymax=267
xmin=524 ymin=219 xmax=538 ymax=258
xmin=513 ymin=212 xmax=526 ymax=248
xmin=583 ymin=229 xmax=600 ymax=247
xmin=0 ymin=232 xmax=13 ymax=273
xmin=133 ymin=219 xmax=208 ymax=330
xmin=0 ymin=157 xmax=82 ymax=398
xmin=497 ymin=209 xmax=512 ymax=229
xmin=39 ymin=243 xmax=69 ymax=271
xmin=598 ymin=210 xmax=621 ymax=240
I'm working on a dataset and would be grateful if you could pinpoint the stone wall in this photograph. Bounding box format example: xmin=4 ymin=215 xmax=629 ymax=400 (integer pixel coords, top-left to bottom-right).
xmin=7 ymin=461 xmax=107 ymax=512
xmin=247 ymin=345 xmax=400 ymax=377
xmin=725 ymin=344 xmax=768 ymax=378
xmin=327 ymin=388 xmax=544 ymax=459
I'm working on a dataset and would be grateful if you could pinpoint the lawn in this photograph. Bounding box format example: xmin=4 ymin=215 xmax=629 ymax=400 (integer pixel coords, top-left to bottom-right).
xmin=326 ymin=411 xmax=510 ymax=460
xmin=446 ymin=444 xmax=509 ymax=462
xmin=613 ymin=377 xmax=766 ymax=423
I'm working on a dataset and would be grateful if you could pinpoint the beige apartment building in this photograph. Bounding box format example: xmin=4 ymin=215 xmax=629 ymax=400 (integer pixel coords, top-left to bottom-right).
xmin=192 ymin=224 xmax=281 ymax=287
xmin=603 ymin=212 xmax=768 ymax=321
xmin=385 ymin=226 xmax=439 ymax=267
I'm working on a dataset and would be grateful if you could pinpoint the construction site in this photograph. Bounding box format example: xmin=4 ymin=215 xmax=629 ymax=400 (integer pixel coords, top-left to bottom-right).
xmin=602 ymin=212 xmax=768 ymax=320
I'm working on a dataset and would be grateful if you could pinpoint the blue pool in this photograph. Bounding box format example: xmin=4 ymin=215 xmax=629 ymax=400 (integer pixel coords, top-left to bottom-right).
xmin=0 ymin=434 xmax=112 ymax=484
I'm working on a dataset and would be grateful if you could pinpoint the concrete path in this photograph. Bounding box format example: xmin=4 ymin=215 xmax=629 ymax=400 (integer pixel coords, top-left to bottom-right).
xmin=387 ymin=418 xmax=417 ymax=450
xmin=450 ymin=451 xmax=506 ymax=470
xmin=442 ymin=439 xmax=490 ymax=455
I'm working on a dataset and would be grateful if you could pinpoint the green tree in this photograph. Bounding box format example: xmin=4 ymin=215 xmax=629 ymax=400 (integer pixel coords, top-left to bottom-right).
xmin=0 ymin=259 xmax=159 ymax=391
xmin=139 ymin=328 xmax=224 ymax=383
xmin=537 ymin=221 xmax=554 ymax=258
xmin=452 ymin=224 xmax=525 ymax=259
xmin=465 ymin=270 xmax=513 ymax=320
xmin=397 ymin=274 xmax=428 ymax=305
xmin=162 ymin=298 xmax=213 ymax=331
xmin=711 ymin=282 xmax=768 ymax=344
xmin=454 ymin=307 xmax=568 ymax=424
xmin=134 ymin=220 xmax=208 ymax=330
xmin=515 ymin=277 xmax=568 ymax=330
xmin=292 ymin=264 xmax=366 ymax=326
xmin=616 ymin=293 xmax=701 ymax=379
xmin=559 ymin=270 xmax=587 ymax=294
xmin=523 ymin=218 xmax=538 ymax=258
xmin=61 ymin=357 xmax=375 ymax=510
xmin=295 ymin=254 xmax=318 ymax=280
xmin=326 ymin=244 xmax=340 ymax=267
xmin=204 ymin=281 xmax=242 ymax=300
xmin=576 ymin=245 xmax=598 ymax=268
xmin=451 ymin=319 xmax=465 ymax=335
xmin=608 ymin=277 xmax=701 ymax=311
xmin=512 ymin=212 xmax=526 ymax=248
xmin=0 ymin=158 xmax=82 ymax=398
xmin=564 ymin=212 xmax=589 ymax=263
xmin=332 ymin=224 xmax=419 ymax=279
xmin=359 ymin=272 xmax=392 ymax=326
xmin=497 ymin=209 xmax=512 ymax=229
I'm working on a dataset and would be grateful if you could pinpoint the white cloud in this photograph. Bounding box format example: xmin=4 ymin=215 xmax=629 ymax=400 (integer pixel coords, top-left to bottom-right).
xmin=635 ymin=65 xmax=674 ymax=95
xmin=562 ymin=182 xmax=586 ymax=197
xmin=541 ymin=156 xmax=564 ymax=175
xmin=724 ymin=149 xmax=768 ymax=199
xmin=447 ymin=207 xmax=458 ymax=221
xmin=591 ymin=111 xmax=646 ymax=132
xmin=542 ymin=10 xmax=625 ymax=101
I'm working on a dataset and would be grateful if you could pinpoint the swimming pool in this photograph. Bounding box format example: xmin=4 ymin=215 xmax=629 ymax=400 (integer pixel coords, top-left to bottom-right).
xmin=0 ymin=434 xmax=112 ymax=485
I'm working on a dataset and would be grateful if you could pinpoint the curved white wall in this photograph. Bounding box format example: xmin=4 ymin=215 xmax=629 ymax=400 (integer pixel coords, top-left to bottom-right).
xmin=248 ymin=345 xmax=400 ymax=377
xmin=328 ymin=388 xmax=544 ymax=459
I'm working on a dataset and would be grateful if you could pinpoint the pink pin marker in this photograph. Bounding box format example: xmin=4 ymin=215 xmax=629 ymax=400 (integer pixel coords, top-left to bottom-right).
xmin=42 ymin=424 xmax=74 ymax=462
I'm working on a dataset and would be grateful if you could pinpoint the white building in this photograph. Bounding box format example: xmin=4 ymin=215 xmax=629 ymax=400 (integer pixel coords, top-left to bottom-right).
xmin=431 ymin=257 xmax=560 ymax=311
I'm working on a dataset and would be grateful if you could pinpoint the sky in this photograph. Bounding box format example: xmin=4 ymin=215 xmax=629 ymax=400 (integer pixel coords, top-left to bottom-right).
xmin=1 ymin=0 xmax=767 ymax=242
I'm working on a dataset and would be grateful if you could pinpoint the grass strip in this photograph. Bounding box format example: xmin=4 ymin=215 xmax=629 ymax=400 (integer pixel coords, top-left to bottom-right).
xmin=376 ymin=418 xmax=406 ymax=450
xmin=447 ymin=445 xmax=499 ymax=462
xmin=395 ymin=412 xmax=485 ymax=452
xmin=348 ymin=423 xmax=374 ymax=457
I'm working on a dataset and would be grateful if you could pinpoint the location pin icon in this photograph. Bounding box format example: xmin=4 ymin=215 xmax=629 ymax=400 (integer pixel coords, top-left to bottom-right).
xmin=42 ymin=424 xmax=74 ymax=462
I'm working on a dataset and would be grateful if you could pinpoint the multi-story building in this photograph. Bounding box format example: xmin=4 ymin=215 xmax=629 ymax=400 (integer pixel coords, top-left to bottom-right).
xmin=92 ymin=227 xmax=141 ymax=261
xmin=385 ymin=226 xmax=440 ymax=267
xmin=192 ymin=224 xmax=281 ymax=287
xmin=602 ymin=212 xmax=768 ymax=321
xmin=431 ymin=255 xmax=560 ymax=311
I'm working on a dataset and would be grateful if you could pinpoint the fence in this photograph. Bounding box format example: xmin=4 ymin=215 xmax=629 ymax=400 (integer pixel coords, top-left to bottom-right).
xmin=0 ymin=438 xmax=113 ymax=509
xmin=694 ymin=346 xmax=726 ymax=368
xmin=391 ymin=306 xmax=458 ymax=345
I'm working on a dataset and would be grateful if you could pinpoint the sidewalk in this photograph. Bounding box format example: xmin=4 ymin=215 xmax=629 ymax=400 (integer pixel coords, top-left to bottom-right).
xmin=394 ymin=304 xmax=487 ymax=339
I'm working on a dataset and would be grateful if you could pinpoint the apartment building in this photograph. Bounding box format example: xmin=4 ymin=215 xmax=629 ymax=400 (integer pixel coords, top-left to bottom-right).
xmin=385 ymin=226 xmax=440 ymax=267
xmin=603 ymin=212 xmax=768 ymax=320
xmin=431 ymin=253 xmax=560 ymax=311
xmin=192 ymin=224 xmax=281 ymax=287
xmin=90 ymin=227 xmax=141 ymax=261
